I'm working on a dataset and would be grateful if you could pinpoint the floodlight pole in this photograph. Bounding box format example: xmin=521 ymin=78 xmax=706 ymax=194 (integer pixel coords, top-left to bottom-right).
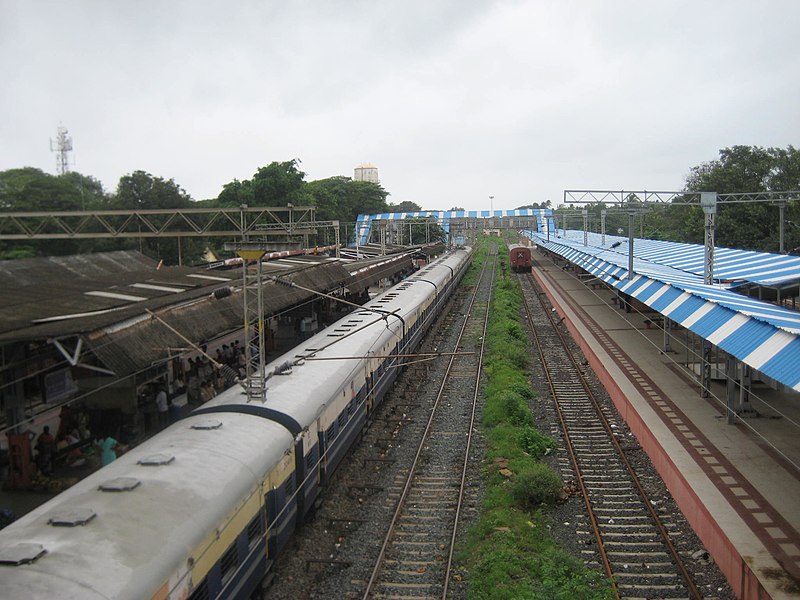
xmin=701 ymin=192 xmax=717 ymax=285
xmin=582 ymin=209 xmax=588 ymax=246
xmin=627 ymin=210 xmax=636 ymax=280
xmin=601 ymin=210 xmax=607 ymax=245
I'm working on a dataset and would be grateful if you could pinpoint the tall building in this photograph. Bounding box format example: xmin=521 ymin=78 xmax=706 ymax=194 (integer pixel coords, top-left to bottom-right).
xmin=354 ymin=163 xmax=380 ymax=184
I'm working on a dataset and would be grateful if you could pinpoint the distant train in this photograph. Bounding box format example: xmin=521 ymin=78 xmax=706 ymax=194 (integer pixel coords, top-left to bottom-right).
xmin=510 ymin=245 xmax=532 ymax=273
xmin=0 ymin=248 xmax=473 ymax=600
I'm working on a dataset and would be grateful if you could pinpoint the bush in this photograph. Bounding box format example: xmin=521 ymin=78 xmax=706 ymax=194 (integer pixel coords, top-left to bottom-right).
xmin=497 ymin=390 xmax=533 ymax=427
xmin=519 ymin=426 xmax=553 ymax=459
xmin=506 ymin=321 xmax=526 ymax=340
xmin=510 ymin=382 xmax=535 ymax=401
xmin=511 ymin=464 xmax=562 ymax=510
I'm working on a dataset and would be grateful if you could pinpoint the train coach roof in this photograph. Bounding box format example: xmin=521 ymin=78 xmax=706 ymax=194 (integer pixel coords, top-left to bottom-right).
xmin=0 ymin=411 xmax=294 ymax=599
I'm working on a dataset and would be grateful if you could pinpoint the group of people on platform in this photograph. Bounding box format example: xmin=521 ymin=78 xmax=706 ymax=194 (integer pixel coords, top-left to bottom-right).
xmin=31 ymin=404 xmax=123 ymax=478
xmin=184 ymin=343 xmax=245 ymax=406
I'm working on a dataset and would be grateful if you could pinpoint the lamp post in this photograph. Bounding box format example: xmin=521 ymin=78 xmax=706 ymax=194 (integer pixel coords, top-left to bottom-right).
xmin=489 ymin=195 xmax=494 ymax=231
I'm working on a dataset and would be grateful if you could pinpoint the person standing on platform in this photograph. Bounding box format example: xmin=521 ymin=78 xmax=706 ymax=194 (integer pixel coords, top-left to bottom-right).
xmin=155 ymin=385 xmax=168 ymax=431
xmin=36 ymin=426 xmax=56 ymax=475
xmin=96 ymin=436 xmax=120 ymax=466
xmin=169 ymin=395 xmax=182 ymax=424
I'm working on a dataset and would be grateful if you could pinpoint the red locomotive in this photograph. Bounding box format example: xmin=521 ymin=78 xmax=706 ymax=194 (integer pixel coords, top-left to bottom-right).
xmin=510 ymin=245 xmax=532 ymax=273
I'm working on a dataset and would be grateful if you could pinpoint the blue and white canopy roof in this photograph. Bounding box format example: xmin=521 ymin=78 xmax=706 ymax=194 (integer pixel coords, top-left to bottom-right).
xmin=527 ymin=229 xmax=800 ymax=392
xmin=353 ymin=209 xmax=546 ymax=246
xmin=589 ymin=233 xmax=800 ymax=288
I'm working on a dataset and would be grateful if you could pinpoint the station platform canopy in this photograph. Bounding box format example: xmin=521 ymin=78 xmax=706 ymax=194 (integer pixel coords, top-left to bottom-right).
xmin=525 ymin=229 xmax=800 ymax=392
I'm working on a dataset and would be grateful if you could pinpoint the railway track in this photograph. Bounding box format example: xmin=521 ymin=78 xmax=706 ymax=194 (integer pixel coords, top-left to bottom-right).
xmin=519 ymin=272 xmax=701 ymax=600
xmin=359 ymin=245 xmax=496 ymax=600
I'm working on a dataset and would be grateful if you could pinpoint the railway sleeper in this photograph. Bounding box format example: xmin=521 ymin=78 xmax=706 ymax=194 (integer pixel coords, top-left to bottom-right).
xmin=615 ymin=572 xmax=683 ymax=581
xmin=304 ymin=558 xmax=352 ymax=571
xmin=616 ymin=582 xmax=685 ymax=592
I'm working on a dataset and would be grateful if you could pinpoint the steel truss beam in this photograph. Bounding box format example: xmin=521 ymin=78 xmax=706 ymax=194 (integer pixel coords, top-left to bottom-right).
xmin=563 ymin=189 xmax=800 ymax=205
xmin=0 ymin=206 xmax=339 ymax=240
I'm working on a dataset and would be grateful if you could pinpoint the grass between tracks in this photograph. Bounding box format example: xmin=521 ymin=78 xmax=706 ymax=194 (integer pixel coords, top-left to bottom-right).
xmin=460 ymin=238 xmax=613 ymax=600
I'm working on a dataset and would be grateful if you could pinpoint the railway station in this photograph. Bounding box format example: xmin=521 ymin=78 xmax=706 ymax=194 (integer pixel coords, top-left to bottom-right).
xmin=1 ymin=201 xmax=798 ymax=599
xmin=522 ymin=220 xmax=800 ymax=599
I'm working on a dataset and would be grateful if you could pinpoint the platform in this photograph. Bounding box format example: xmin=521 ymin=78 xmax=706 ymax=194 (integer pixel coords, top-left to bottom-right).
xmin=532 ymin=254 xmax=800 ymax=599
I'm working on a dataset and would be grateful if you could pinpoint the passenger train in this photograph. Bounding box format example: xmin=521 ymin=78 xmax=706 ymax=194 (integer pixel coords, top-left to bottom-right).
xmin=0 ymin=247 xmax=472 ymax=600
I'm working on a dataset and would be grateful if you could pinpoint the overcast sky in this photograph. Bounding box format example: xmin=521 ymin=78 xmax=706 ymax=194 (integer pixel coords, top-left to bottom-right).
xmin=2 ymin=1 xmax=798 ymax=212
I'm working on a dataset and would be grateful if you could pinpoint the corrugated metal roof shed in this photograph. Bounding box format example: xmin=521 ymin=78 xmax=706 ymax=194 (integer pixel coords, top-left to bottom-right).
xmin=0 ymin=251 xmax=363 ymax=376
xmin=343 ymin=252 xmax=415 ymax=292
xmin=528 ymin=231 xmax=800 ymax=392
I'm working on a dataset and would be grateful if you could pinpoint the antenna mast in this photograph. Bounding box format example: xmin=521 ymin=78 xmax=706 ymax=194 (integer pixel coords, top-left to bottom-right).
xmin=50 ymin=125 xmax=73 ymax=175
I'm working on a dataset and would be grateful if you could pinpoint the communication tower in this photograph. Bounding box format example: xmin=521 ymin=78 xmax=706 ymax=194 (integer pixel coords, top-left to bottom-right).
xmin=50 ymin=125 xmax=73 ymax=175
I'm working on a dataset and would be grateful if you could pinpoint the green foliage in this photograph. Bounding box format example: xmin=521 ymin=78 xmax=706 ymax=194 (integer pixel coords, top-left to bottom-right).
xmin=111 ymin=170 xmax=202 ymax=264
xmin=216 ymin=178 xmax=253 ymax=207
xmin=0 ymin=168 xmax=113 ymax=258
xmin=113 ymin=170 xmax=192 ymax=210
xmin=251 ymin=159 xmax=312 ymax=206
xmin=690 ymin=145 xmax=800 ymax=252
xmin=516 ymin=200 xmax=552 ymax=209
xmin=465 ymin=502 xmax=611 ymax=600
xmin=306 ymin=176 xmax=348 ymax=221
xmin=511 ymin=464 xmax=562 ymax=510
xmin=0 ymin=167 xmax=106 ymax=212
xmin=519 ymin=426 xmax=553 ymax=458
xmin=497 ymin=390 xmax=533 ymax=427
xmin=306 ymin=175 xmax=391 ymax=244
xmin=461 ymin=236 xmax=614 ymax=600
xmin=388 ymin=200 xmax=422 ymax=212
xmin=551 ymin=145 xmax=800 ymax=253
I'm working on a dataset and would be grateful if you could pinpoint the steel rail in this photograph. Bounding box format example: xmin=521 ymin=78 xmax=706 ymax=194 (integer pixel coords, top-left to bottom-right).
xmin=519 ymin=279 xmax=617 ymax=596
xmin=442 ymin=247 xmax=495 ymax=598
xmin=361 ymin=246 xmax=496 ymax=600
xmin=521 ymin=270 xmax=701 ymax=599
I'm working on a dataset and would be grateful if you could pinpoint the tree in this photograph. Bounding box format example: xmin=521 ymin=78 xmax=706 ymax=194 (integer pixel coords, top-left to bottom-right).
xmin=113 ymin=170 xmax=192 ymax=210
xmin=407 ymin=216 xmax=445 ymax=244
xmin=60 ymin=172 xmax=108 ymax=210
xmin=341 ymin=180 xmax=390 ymax=222
xmin=0 ymin=168 xmax=112 ymax=258
xmin=516 ymin=201 xmax=551 ymax=209
xmin=388 ymin=201 xmax=422 ymax=213
xmin=111 ymin=171 xmax=197 ymax=264
xmin=306 ymin=176 xmax=349 ymax=222
xmin=250 ymin=159 xmax=312 ymax=206
xmin=306 ymin=176 xmax=390 ymax=245
xmin=0 ymin=167 xmax=86 ymax=212
xmin=216 ymin=179 xmax=253 ymax=208
xmin=675 ymin=145 xmax=800 ymax=251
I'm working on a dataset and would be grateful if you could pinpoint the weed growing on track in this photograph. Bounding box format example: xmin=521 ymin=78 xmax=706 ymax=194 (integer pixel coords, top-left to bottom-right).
xmin=460 ymin=238 xmax=613 ymax=600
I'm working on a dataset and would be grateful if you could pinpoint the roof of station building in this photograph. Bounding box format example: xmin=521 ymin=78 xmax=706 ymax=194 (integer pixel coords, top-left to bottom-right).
xmin=527 ymin=230 xmax=800 ymax=392
xmin=0 ymin=249 xmax=415 ymax=375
